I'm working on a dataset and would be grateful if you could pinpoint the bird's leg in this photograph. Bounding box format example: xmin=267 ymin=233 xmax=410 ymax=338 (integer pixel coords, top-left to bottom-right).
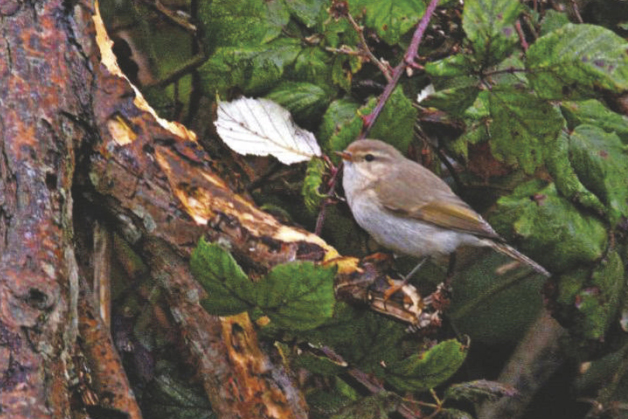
xmin=383 ymin=257 xmax=427 ymax=301
xmin=445 ymin=253 xmax=457 ymax=287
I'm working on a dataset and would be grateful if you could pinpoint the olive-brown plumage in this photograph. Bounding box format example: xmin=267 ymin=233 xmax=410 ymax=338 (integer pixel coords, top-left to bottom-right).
xmin=338 ymin=139 xmax=549 ymax=277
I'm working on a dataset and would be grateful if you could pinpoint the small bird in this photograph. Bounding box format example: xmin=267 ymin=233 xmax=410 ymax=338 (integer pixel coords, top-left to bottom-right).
xmin=337 ymin=139 xmax=550 ymax=278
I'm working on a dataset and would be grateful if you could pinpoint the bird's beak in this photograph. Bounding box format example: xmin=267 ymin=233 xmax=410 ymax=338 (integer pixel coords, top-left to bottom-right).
xmin=335 ymin=150 xmax=352 ymax=161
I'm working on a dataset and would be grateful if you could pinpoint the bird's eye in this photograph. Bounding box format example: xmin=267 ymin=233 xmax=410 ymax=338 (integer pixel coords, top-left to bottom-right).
xmin=364 ymin=153 xmax=375 ymax=162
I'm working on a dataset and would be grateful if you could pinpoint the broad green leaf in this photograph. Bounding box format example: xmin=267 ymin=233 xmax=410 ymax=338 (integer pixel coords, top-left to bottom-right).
xmin=199 ymin=0 xmax=289 ymax=49
xmin=561 ymin=100 xmax=628 ymax=143
xmin=577 ymin=252 xmax=625 ymax=340
xmin=491 ymin=180 xmax=608 ymax=273
xmin=538 ymin=9 xmax=570 ymax=36
xmin=256 ymin=261 xmax=336 ymax=331
xmin=326 ymin=97 xmax=377 ymax=155
xmin=462 ymin=0 xmax=522 ymax=66
xmin=385 ymin=339 xmax=469 ymax=392
xmin=190 ymin=239 xmax=255 ymax=316
xmin=527 ymin=24 xmax=628 ymax=99
xmin=291 ymin=47 xmax=335 ymax=88
xmin=199 ymin=38 xmax=302 ymax=95
xmin=349 ymin=0 xmax=426 ymax=45
xmin=266 ymin=81 xmax=332 ymax=123
xmin=444 ymin=380 xmax=517 ymax=402
xmin=369 ymin=86 xmax=418 ymax=153
xmin=425 ymin=54 xmax=477 ymax=80
xmin=420 ymin=85 xmax=479 ymax=116
xmin=330 ymin=392 xmax=401 ymax=419
xmin=568 ymin=125 xmax=628 ymax=225
xmin=553 ymin=252 xmax=625 ymax=343
xmin=144 ymin=362 xmax=214 ymax=419
xmin=319 ymin=99 xmax=362 ymax=150
xmin=285 ymin=0 xmax=327 ymax=27
xmin=302 ymin=157 xmax=328 ymax=214
xmin=546 ymin=130 xmax=607 ymax=218
xmin=488 ymin=89 xmax=563 ymax=173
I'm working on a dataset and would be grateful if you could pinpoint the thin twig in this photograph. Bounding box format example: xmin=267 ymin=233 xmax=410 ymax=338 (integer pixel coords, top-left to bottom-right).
xmin=515 ymin=20 xmax=529 ymax=51
xmin=346 ymin=12 xmax=393 ymax=82
xmin=145 ymin=53 xmax=207 ymax=88
xmin=360 ymin=0 xmax=441 ymax=139
xmin=314 ymin=158 xmax=341 ymax=236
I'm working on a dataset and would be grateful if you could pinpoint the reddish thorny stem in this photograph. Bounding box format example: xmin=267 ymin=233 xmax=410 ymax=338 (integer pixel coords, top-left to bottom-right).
xmin=360 ymin=0 xmax=441 ymax=138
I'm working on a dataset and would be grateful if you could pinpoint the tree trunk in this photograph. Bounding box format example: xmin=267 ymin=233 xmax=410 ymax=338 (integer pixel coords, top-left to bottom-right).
xmin=0 ymin=0 xmax=342 ymax=417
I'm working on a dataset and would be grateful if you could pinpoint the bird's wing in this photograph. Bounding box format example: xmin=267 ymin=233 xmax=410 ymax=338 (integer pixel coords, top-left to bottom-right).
xmin=375 ymin=165 xmax=501 ymax=239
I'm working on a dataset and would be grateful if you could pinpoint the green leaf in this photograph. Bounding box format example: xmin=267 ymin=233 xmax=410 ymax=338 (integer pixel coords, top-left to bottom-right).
xmin=266 ymin=81 xmax=331 ymax=123
xmin=329 ymin=392 xmax=401 ymax=419
xmin=369 ymin=86 xmax=418 ymax=152
xmin=488 ymin=88 xmax=564 ymax=173
xmin=326 ymin=97 xmax=377 ymax=155
xmin=561 ymin=100 xmax=628 ymax=143
xmin=190 ymin=239 xmax=255 ymax=316
xmin=199 ymin=0 xmax=289 ymax=49
xmin=575 ymin=252 xmax=625 ymax=340
xmin=491 ymin=180 xmax=608 ymax=273
xmin=420 ymin=85 xmax=479 ymax=116
xmin=256 ymin=261 xmax=336 ymax=331
xmin=553 ymin=252 xmax=626 ymax=343
xmin=291 ymin=47 xmax=335 ymax=88
xmin=199 ymin=38 xmax=302 ymax=95
xmin=302 ymin=157 xmax=328 ymax=214
xmin=349 ymin=0 xmax=427 ymax=45
xmin=285 ymin=0 xmax=327 ymax=27
xmin=320 ymin=99 xmax=362 ymax=150
xmin=462 ymin=0 xmax=522 ymax=66
xmin=538 ymin=9 xmax=570 ymax=36
xmin=444 ymin=380 xmax=517 ymax=403
xmin=546 ymin=130 xmax=607 ymax=218
xmin=527 ymin=24 xmax=628 ymax=100
xmin=568 ymin=125 xmax=628 ymax=226
xmin=385 ymin=339 xmax=469 ymax=392
xmin=425 ymin=54 xmax=477 ymax=80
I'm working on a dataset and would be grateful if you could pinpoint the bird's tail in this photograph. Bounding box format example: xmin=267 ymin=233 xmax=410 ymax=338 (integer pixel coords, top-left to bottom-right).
xmin=486 ymin=241 xmax=551 ymax=277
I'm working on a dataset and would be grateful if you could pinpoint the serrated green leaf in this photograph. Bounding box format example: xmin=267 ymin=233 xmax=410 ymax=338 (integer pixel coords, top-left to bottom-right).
xmin=421 ymin=85 xmax=479 ymax=116
xmin=444 ymin=379 xmax=517 ymax=403
xmin=425 ymin=54 xmax=477 ymax=79
xmin=266 ymin=81 xmax=331 ymax=123
xmin=370 ymin=86 xmax=418 ymax=152
xmin=320 ymin=99 xmax=362 ymax=148
xmin=256 ymin=261 xmax=336 ymax=331
xmin=199 ymin=0 xmax=289 ymax=49
xmin=568 ymin=125 xmax=628 ymax=225
xmin=574 ymin=251 xmax=625 ymax=340
xmin=190 ymin=239 xmax=255 ymax=316
xmin=330 ymin=392 xmax=401 ymax=419
xmin=488 ymin=88 xmax=564 ymax=173
xmin=291 ymin=47 xmax=335 ymax=88
xmin=349 ymin=0 xmax=426 ymax=45
xmin=302 ymin=157 xmax=328 ymax=214
xmin=539 ymin=9 xmax=570 ymax=36
xmin=490 ymin=180 xmax=608 ymax=273
xmin=285 ymin=0 xmax=327 ymax=27
xmin=199 ymin=39 xmax=302 ymax=95
xmin=527 ymin=24 xmax=628 ymax=100
xmin=385 ymin=339 xmax=469 ymax=392
xmin=327 ymin=97 xmax=377 ymax=155
xmin=546 ymin=130 xmax=607 ymax=217
xmin=463 ymin=0 xmax=522 ymax=66
xmin=561 ymin=100 xmax=628 ymax=143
